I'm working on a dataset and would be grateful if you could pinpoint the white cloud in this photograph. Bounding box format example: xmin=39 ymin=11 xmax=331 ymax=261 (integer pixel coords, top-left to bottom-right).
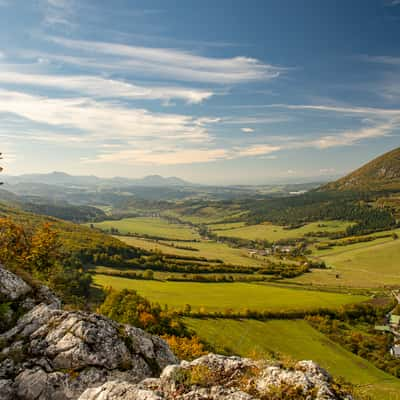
xmin=0 ymin=71 xmax=214 ymax=104
xmin=241 ymin=127 xmax=254 ymax=133
xmin=235 ymin=144 xmax=280 ymax=157
xmin=263 ymin=103 xmax=400 ymax=148
xmin=308 ymin=120 xmax=396 ymax=149
xmin=269 ymin=103 xmax=400 ymax=116
xmin=46 ymin=36 xmax=283 ymax=84
xmin=222 ymin=116 xmax=288 ymax=124
xmin=2 ymin=87 xmax=394 ymax=167
xmin=88 ymin=148 xmax=230 ymax=165
xmin=87 ymin=143 xmax=281 ymax=166
xmin=0 ymin=89 xmax=211 ymax=142
xmin=0 ymin=88 xmax=285 ymax=166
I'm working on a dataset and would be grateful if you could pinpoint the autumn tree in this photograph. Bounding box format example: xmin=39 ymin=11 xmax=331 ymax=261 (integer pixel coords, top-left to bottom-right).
xmin=161 ymin=335 xmax=207 ymax=360
xmin=0 ymin=218 xmax=30 ymax=269
xmin=98 ymin=288 xmax=189 ymax=336
xmin=27 ymin=223 xmax=60 ymax=276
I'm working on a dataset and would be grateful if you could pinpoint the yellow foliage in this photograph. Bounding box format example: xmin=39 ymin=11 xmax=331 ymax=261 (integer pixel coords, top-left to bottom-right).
xmin=0 ymin=218 xmax=60 ymax=276
xmin=0 ymin=218 xmax=30 ymax=267
xmin=162 ymin=335 xmax=207 ymax=361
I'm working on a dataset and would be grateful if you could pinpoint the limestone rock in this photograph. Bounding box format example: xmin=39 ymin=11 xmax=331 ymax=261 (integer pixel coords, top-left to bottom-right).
xmin=79 ymin=354 xmax=353 ymax=400
xmin=1 ymin=298 xmax=177 ymax=399
xmin=0 ymin=264 xmax=31 ymax=301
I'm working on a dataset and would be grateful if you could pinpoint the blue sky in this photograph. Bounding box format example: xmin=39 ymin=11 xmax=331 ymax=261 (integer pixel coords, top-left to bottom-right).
xmin=1 ymin=0 xmax=400 ymax=184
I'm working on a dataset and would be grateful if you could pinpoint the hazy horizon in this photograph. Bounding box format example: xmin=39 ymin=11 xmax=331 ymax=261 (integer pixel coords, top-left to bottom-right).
xmin=2 ymin=169 xmax=339 ymax=186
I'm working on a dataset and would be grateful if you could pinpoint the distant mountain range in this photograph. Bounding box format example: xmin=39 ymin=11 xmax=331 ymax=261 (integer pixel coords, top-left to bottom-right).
xmin=3 ymin=172 xmax=191 ymax=188
xmin=321 ymin=147 xmax=400 ymax=192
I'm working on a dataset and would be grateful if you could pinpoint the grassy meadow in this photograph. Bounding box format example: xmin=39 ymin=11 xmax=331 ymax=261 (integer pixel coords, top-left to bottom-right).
xmin=93 ymin=274 xmax=367 ymax=313
xmin=293 ymin=228 xmax=400 ymax=288
xmin=211 ymin=220 xmax=352 ymax=242
xmin=88 ymin=217 xmax=200 ymax=241
xmin=185 ymin=318 xmax=400 ymax=400
xmin=117 ymin=235 xmax=278 ymax=268
xmin=163 ymin=206 xmax=247 ymax=225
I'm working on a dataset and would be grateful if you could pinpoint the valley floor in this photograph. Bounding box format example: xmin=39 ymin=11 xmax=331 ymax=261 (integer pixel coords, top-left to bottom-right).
xmin=185 ymin=318 xmax=400 ymax=400
xmin=93 ymin=274 xmax=367 ymax=313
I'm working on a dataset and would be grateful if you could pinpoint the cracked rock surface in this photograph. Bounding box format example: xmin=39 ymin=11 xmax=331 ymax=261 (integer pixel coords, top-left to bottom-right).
xmin=0 ymin=265 xmax=31 ymax=301
xmin=79 ymin=354 xmax=353 ymax=400
xmin=0 ymin=264 xmax=177 ymax=400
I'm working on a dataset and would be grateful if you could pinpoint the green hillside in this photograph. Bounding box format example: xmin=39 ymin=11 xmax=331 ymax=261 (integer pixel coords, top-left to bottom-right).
xmin=323 ymin=147 xmax=400 ymax=192
xmin=185 ymin=318 xmax=400 ymax=400
xmin=0 ymin=202 xmax=142 ymax=264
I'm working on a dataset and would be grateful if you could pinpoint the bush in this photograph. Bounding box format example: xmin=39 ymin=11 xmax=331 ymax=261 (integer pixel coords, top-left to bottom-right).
xmin=98 ymin=288 xmax=189 ymax=337
xmin=162 ymin=335 xmax=207 ymax=360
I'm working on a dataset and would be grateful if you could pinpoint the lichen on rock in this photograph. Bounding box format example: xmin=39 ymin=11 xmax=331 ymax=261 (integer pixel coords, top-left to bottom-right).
xmin=79 ymin=354 xmax=353 ymax=400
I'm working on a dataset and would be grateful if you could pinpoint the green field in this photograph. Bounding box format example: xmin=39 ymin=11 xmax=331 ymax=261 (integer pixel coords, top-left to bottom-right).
xmin=163 ymin=206 xmax=247 ymax=225
xmin=211 ymin=220 xmax=352 ymax=242
xmin=88 ymin=217 xmax=200 ymax=241
xmin=293 ymin=229 xmax=400 ymax=288
xmin=117 ymin=236 xmax=277 ymax=268
xmin=185 ymin=318 xmax=400 ymax=400
xmin=93 ymin=274 xmax=367 ymax=312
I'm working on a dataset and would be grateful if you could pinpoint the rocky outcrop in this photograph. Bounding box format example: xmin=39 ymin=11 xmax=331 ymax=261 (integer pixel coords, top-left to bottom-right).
xmin=0 ymin=264 xmax=61 ymax=333
xmin=0 ymin=265 xmax=31 ymax=301
xmin=0 ymin=265 xmax=177 ymax=400
xmin=79 ymin=354 xmax=352 ymax=400
xmin=0 ymin=265 xmax=352 ymax=400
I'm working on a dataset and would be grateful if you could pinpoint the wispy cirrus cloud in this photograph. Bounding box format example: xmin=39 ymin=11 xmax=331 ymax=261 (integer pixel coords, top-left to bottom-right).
xmin=267 ymin=103 xmax=400 ymax=116
xmin=0 ymin=89 xmax=212 ymax=142
xmin=87 ymin=148 xmax=230 ymax=165
xmin=86 ymin=144 xmax=281 ymax=166
xmin=252 ymin=103 xmax=400 ymax=149
xmin=0 ymin=71 xmax=214 ymax=104
xmin=44 ymin=36 xmax=283 ymax=84
xmin=0 ymin=88 xmax=283 ymax=166
xmin=308 ymin=120 xmax=396 ymax=149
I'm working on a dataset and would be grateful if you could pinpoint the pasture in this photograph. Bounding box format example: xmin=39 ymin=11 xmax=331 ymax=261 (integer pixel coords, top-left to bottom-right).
xmin=294 ymin=229 xmax=400 ymax=287
xmin=163 ymin=206 xmax=246 ymax=225
xmin=185 ymin=318 xmax=400 ymax=400
xmin=211 ymin=220 xmax=352 ymax=242
xmin=93 ymin=275 xmax=367 ymax=313
xmin=117 ymin=235 xmax=276 ymax=268
xmin=88 ymin=217 xmax=200 ymax=241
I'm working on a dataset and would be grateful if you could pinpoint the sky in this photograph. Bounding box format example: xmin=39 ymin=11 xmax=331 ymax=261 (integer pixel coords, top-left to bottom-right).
xmin=0 ymin=0 xmax=400 ymax=184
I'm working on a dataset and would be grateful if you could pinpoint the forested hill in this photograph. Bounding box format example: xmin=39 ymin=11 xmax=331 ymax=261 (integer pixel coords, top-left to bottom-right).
xmin=0 ymin=201 xmax=143 ymax=266
xmin=321 ymin=147 xmax=400 ymax=192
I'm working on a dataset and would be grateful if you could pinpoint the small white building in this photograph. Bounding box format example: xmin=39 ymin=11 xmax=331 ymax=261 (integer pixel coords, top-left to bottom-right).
xmin=390 ymin=344 xmax=400 ymax=358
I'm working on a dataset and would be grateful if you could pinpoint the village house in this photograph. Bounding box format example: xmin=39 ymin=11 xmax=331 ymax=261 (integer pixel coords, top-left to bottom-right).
xmin=273 ymin=245 xmax=293 ymax=254
xmin=390 ymin=344 xmax=400 ymax=358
